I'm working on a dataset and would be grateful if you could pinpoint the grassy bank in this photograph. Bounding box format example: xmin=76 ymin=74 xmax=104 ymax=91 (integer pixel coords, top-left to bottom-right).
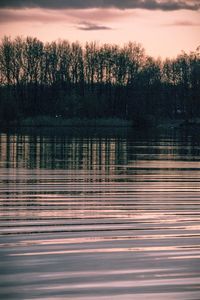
xmin=1 ymin=115 xmax=200 ymax=130
xmin=157 ymin=118 xmax=200 ymax=129
xmin=20 ymin=116 xmax=132 ymax=127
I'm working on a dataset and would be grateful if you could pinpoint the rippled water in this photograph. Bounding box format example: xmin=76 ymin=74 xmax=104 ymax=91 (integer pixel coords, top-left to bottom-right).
xmin=0 ymin=127 xmax=200 ymax=300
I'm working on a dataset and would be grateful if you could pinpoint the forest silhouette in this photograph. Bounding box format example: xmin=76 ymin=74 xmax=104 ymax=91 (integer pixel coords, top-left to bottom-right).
xmin=0 ymin=36 xmax=199 ymax=125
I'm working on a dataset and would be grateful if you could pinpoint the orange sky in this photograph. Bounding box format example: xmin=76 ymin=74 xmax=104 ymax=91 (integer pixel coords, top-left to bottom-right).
xmin=0 ymin=1 xmax=199 ymax=58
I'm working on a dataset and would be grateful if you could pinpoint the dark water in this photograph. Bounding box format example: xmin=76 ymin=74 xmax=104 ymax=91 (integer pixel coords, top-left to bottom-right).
xmin=0 ymin=127 xmax=200 ymax=300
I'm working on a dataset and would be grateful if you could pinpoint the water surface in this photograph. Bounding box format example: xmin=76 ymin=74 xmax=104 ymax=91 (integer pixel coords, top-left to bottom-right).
xmin=0 ymin=127 xmax=200 ymax=300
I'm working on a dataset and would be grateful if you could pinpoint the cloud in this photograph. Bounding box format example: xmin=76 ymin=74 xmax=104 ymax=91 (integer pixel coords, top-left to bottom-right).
xmin=0 ymin=0 xmax=199 ymax=11
xmin=0 ymin=9 xmax=70 ymax=23
xmin=167 ymin=20 xmax=200 ymax=26
xmin=77 ymin=22 xmax=112 ymax=31
xmin=0 ymin=8 xmax=136 ymax=25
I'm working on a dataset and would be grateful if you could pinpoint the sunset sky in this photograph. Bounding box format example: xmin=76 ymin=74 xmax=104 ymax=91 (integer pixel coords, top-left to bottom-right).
xmin=0 ymin=0 xmax=199 ymax=58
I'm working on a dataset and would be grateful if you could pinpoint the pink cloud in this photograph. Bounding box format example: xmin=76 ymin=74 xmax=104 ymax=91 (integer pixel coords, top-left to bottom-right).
xmin=0 ymin=8 xmax=136 ymax=25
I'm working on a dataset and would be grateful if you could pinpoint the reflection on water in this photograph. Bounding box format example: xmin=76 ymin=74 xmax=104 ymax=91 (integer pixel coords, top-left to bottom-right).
xmin=0 ymin=128 xmax=199 ymax=170
xmin=0 ymin=127 xmax=200 ymax=300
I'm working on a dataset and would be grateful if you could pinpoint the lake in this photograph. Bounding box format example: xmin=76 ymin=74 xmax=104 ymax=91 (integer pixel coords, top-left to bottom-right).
xmin=0 ymin=127 xmax=200 ymax=300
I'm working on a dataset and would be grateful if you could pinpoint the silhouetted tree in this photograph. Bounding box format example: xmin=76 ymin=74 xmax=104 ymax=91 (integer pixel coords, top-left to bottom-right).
xmin=0 ymin=36 xmax=199 ymax=125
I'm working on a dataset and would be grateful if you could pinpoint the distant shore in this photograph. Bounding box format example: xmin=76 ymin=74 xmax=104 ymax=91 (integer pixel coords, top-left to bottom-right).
xmin=20 ymin=117 xmax=132 ymax=128
xmin=1 ymin=38 xmax=199 ymax=132
xmin=1 ymin=116 xmax=200 ymax=130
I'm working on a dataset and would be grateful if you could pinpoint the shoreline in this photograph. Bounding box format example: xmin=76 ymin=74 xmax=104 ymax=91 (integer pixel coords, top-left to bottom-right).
xmin=1 ymin=116 xmax=200 ymax=130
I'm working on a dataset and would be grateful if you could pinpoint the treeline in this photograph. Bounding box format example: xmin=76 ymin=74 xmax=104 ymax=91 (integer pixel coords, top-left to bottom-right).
xmin=0 ymin=36 xmax=199 ymax=124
